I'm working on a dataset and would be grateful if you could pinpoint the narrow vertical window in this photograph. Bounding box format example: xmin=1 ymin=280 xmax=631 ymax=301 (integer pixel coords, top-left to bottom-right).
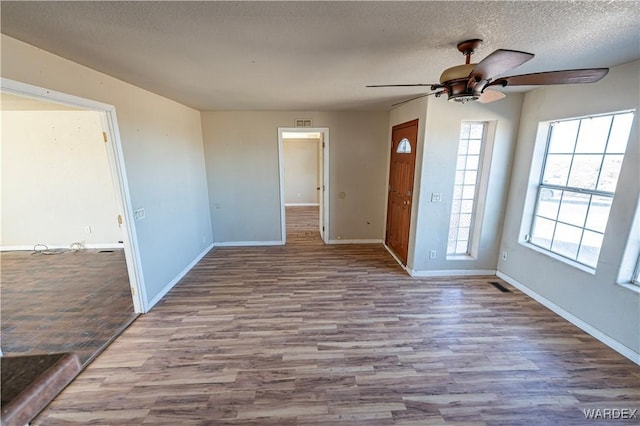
xmin=447 ymin=122 xmax=486 ymax=255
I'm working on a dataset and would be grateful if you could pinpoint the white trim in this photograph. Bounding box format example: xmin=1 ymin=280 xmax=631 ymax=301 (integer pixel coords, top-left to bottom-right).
xmin=1 ymin=243 xmax=124 ymax=251
xmin=1 ymin=78 xmax=146 ymax=313
xmin=497 ymin=271 xmax=640 ymax=365
xmin=213 ymin=241 xmax=283 ymax=247
xmin=384 ymin=243 xmax=412 ymax=274
xmin=410 ymin=269 xmax=497 ymax=277
xmin=285 ymin=203 xmax=320 ymax=207
xmin=147 ymin=244 xmax=214 ymax=310
xmin=328 ymin=239 xmax=383 ymax=245
xmin=617 ymin=281 xmax=640 ymax=295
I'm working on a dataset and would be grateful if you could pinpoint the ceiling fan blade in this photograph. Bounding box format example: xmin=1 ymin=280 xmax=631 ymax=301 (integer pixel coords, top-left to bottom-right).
xmin=489 ymin=68 xmax=609 ymax=87
xmin=367 ymin=83 xmax=438 ymax=88
xmin=391 ymin=92 xmax=437 ymax=107
xmin=468 ymin=49 xmax=534 ymax=91
xmin=477 ymin=89 xmax=506 ymax=104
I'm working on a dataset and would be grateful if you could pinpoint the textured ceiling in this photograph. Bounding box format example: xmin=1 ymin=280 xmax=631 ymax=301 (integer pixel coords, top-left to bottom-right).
xmin=1 ymin=1 xmax=639 ymax=111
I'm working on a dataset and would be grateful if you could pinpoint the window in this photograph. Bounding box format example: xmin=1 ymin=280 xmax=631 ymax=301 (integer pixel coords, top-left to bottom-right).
xmin=633 ymin=256 xmax=640 ymax=285
xmin=397 ymin=138 xmax=411 ymax=154
xmin=529 ymin=111 xmax=634 ymax=269
xmin=447 ymin=122 xmax=486 ymax=255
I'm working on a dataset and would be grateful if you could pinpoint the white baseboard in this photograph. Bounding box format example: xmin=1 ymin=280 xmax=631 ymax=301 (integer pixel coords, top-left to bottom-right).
xmin=497 ymin=271 xmax=640 ymax=365
xmin=147 ymin=243 xmax=214 ymax=311
xmin=328 ymin=239 xmax=383 ymax=245
xmin=410 ymin=269 xmax=497 ymax=277
xmin=213 ymin=240 xmax=284 ymax=247
xmin=1 ymin=243 xmax=124 ymax=251
xmin=285 ymin=203 xmax=319 ymax=207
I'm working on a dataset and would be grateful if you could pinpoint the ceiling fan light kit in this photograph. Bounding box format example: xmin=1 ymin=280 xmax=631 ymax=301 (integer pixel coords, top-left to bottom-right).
xmin=367 ymin=39 xmax=609 ymax=106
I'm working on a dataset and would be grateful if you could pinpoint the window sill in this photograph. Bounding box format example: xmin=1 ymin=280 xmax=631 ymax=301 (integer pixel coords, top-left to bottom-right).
xmin=616 ymin=281 xmax=640 ymax=294
xmin=519 ymin=241 xmax=596 ymax=275
xmin=446 ymin=254 xmax=477 ymax=261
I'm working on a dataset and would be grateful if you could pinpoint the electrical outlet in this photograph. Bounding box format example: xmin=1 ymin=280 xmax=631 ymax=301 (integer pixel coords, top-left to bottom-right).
xmin=431 ymin=193 xmax=442 ymax=203
xmin=134 ymin=208 xmax=146 ymax=221
xmin=429 ymin=250 xmax=437 ymax=259
xmin=84 ymin=225 xmax=92 ymax=234
xmin=501 ymin=251 xmax=508 ymax=261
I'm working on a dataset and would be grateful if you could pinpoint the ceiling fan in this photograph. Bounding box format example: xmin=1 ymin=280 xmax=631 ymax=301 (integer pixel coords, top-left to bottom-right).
xmin=367 ymin=39 xmax=609 ymax=106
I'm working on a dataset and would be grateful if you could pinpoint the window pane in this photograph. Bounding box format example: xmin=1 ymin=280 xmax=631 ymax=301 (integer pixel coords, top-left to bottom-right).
xmin=468 ymin=139 xmax=482 ymax=155
xmin=551 ymin=223 xmax=582 ymax=259
xmin=557 ymin=191 xmax=589 ymax=227
xmin=597 ymin=155 xmax=623 ymax=192
xmin=455 ymin=171 xmax=464 ymax=185
xmin=447 ymin=240 xmax=457 ymax=254
xmin=458 ymin=139 xmax=469 ymax=155
xmin=466 ymin=155 xmax=479 ymax=170
xmin=456 ymin=240 xmax=468 ymax=253
xmin=531 ymin=216 xmax=555 ymax=249
xmin=458 ymin=227 xmax=470 ymax=240
xmin=548 ymin=120 xmax=579 ymax=153
xmin=463 ymin=171 xmax=477 ymax=185
xmin=397 ymin=138 xmax=411 ymax=154
xmin=449 ymin=214 xmax=459 ymax=228
xmin=451 ymin=199 xmax=461 ymax=214
xmin=584 ymin=196 xmax=612 ymax=233
xmin=448 ymin=227 xmax=458 ymax=240
xmin=542 ymin=154 xmax=572 ymax=186
xmin=461 ymin=200 xmax=474 ymax=213
xmin=470 ymin=124 xmax=484 ymax=139
xmin=453 ymin=185 xmax=463 ymax=199
xmin=456 ymin=155 xmax=466 ymax=170
xmin=460 ymin=123 xmax=471 ymax=139
xmin=577 ymin=230 xmax=604 ymax=268
xmin=607 ymin=113 xmax=634 ymax=153
xmin=575 ymin=115 xmax=612 ymax=153
xmin=462 ymin=185 xmax=476 ymax=199
xmin=460 ymin=214 xmax=471 ymax=227
xmin=567 ymin=155 xmax=602 ymax=189
xmin=536 ymin=188 xmax=560 ymax=219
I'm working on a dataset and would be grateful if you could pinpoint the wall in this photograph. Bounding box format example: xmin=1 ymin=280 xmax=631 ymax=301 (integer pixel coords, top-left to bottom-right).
xmin=201 ymin=111 xmax=389 ymax=244
xmin=389 ymin=93 xmax=523 ymax=274
xmin=1 ymin=108 xmax=121 ymax=247
xmin=283 ymin=138 xmax=319 ymax=205
xmin=498 ymin=60 xmax=640 ymax=357
xmin=1 ymin=35 xmax=213 ymax=309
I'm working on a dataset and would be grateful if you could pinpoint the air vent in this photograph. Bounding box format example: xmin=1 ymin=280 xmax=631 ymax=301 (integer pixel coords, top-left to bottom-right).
xmin=295 ymin=118 xmax=312 ymax=127
xmin=489 ymin=281 xmax=511 ymax=293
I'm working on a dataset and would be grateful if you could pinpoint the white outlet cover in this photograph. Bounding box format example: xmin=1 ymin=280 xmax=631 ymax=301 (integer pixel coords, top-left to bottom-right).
xmin=134 ymin=208 xmax=145 ymax=220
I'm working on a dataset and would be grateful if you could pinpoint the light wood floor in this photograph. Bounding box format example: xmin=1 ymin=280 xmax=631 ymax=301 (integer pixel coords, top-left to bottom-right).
xmin=1 ymin=249 xmax=137 ymax=366
xmin=33 ymin=209 xmax=639 ymax=425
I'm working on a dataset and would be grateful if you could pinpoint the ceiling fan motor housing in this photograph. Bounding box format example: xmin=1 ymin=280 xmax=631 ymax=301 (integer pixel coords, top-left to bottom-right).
xmin=439 ymin=64 xmax=481 ymax=103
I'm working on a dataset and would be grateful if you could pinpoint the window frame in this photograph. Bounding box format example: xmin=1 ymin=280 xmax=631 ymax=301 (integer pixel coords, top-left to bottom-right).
xmin=527 ymin=110 xmax=634 ymax=270
xmin=447 ymin=121 xmax=488 ymax=257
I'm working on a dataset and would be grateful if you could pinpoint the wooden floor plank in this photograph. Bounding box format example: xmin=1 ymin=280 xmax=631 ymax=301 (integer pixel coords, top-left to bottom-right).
xmin=32 ymin=207 xmax=639 ymax=424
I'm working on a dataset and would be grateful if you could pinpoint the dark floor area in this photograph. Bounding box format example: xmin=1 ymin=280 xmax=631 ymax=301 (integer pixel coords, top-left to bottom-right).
xmin=1 ymin=248 xmax=138 ymax=366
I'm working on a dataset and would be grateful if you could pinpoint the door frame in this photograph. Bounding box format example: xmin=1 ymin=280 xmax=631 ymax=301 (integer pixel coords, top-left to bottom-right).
xmin=1 ymin=78 xmax=146 ymax=313
xmin=277 ymin=127 xmax=329 ymax=244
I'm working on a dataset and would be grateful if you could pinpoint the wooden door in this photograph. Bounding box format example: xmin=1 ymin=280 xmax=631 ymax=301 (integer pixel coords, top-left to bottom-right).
xmin=386 ymin=119 xmax=418 ymax=264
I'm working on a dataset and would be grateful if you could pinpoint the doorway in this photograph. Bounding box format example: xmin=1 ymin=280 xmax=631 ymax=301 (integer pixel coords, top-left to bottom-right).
xmin=278 ymin=128 xmax=329 ymax=245
xmin=1 ymin=79 xmax=144 ymax=365
xmin=385 ymin=119 xmax=418 ymax=264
